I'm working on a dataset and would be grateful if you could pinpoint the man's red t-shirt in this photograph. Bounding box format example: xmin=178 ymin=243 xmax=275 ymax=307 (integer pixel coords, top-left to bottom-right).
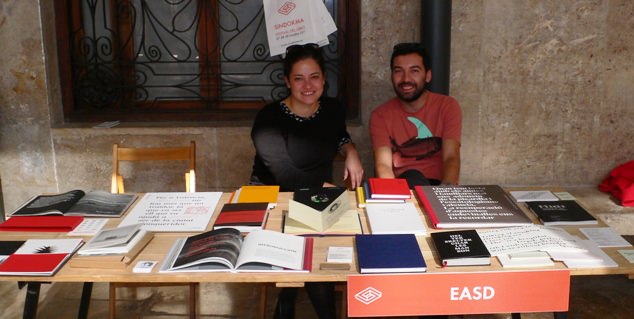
xmin=369 ymin=92 xmax=462 ymax=181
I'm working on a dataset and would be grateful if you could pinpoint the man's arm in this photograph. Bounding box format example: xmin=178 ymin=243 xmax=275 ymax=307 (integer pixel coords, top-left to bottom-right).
xmin=373 ymin=146 xmax=396 ymax=179
xmin=441 ymin=138 xmax=461 ymax=185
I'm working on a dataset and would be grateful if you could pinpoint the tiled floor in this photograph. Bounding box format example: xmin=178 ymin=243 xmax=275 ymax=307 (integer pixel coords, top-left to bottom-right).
xmin=1 ymin=275 xmax=634 ymax=318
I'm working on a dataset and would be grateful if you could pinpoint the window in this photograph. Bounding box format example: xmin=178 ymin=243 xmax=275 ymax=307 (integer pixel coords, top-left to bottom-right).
xmin=54 ymin=0 xmax=360 ymax=123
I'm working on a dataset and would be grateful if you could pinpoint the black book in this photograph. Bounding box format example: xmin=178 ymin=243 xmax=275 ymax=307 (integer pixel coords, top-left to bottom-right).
xmin=430 ymin=230 xmax=491 ymax=266
xmin=526 ymin=200 xmax=598 ymax=226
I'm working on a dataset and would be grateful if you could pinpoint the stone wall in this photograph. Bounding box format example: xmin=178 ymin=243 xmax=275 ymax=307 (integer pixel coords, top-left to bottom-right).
xmin=1 ymin=0 xmax=633 ymax=213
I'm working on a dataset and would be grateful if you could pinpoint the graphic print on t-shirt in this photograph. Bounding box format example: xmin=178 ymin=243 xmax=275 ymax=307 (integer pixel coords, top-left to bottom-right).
xmin=390 ymin=117 xmax=442 ymax=160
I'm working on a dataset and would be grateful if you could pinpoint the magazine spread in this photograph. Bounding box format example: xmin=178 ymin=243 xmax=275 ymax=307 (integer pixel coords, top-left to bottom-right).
xmin=11 ymin=190 xmax=137 ymax=217
xmin=160 ymin=228 xmax=312 ymax=273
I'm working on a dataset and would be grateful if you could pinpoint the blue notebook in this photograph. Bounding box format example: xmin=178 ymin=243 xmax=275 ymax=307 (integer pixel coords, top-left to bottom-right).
xmin=355 ymin=234 xmax=427 ymax=273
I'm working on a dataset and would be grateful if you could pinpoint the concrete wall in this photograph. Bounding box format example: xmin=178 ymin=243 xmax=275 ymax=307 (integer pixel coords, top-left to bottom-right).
xmin=1 ymin=0 xmax=633 ymax=213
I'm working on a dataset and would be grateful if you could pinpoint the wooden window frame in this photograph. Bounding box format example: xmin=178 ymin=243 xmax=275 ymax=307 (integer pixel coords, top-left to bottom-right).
xmin=54 ymin=0 xmax=360 ymax=123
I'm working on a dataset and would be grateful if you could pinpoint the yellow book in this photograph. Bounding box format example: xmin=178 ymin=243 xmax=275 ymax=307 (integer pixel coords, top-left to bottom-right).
xmin=356 ymin=186 xmax=366 ymax=208
xmin=236 ymin=185 xmax=280 ymax=207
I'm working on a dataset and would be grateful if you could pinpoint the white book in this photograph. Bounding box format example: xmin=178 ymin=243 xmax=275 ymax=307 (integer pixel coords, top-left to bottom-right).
xmin=477 ymin=224 xmax=586 ymax=256
xmin=551 ymin=239 xmax=617 ymax=268
xmin=78 ymin=224 xmax=151 ymax=256
xmin=497 ymin=252 xmax=554 ymax=268
xmin=510 ymin=190 xmax=559 ymax=202
xmin=579 ymin=227 xmax=632 ymax=247
xmin=365 ymin=202 xmax=426 ymax=236
xmin=119 ymin=192 xmax=222 ymax=232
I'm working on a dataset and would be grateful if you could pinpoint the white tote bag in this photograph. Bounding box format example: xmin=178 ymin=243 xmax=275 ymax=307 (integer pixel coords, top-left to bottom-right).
xmin=263 ymin=0 xmax=337 ymax=56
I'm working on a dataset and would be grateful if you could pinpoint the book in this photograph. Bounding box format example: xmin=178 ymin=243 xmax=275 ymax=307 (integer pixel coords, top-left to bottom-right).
xmin=430 ymin=230 xmax=491 ymax=266
xmin=283 ymin=209 xmax=363 ymax=236
xmin=509 ymin=190 xmax=559 ymax=202
xmin=526 ymin=200 xmax=598 ymax=226
xmin=10 ymin=190 xmax=137 ymax=217
xmin=212 ymin=202 xmax=270 ymax=233
xmin=549 ymin=239 xmax=617 ymax=268
xmin=578 ymin=227 xmax=632 ymax=247
xmin=0 ymin=238 xmax=83 ymax=276
xmin=69 ymin=229 xmax=151 ymax=269
xmin=476 ymin=224 xmax=586 ymax=256
xmin=77 ymin=224 xmax=152 ymax=256
xmin=365 ymin=202 xmax=426 ymax=236
xmin=355 ymin=234 xmax=426 ymax=273
xmin=0 ymin=241 xmax=26 ymax=263
xmin=287 ymin=187 xmax=349 ymax=232
xmin=362 ymin=182 xmax=406 ymax=204
xmin=159 ymin=228 xmax=313 ymax=273
xmin=0 ymin=216 xmax=84 ymax=232
xmin=367 ymin=178 xmax=411 ymax=199
xmin=415 ymin=185 xmax=532 ymax=228
xmin=496 ymin=251 xmax=554 ymax=268
xmin=118 ymin=192 xmax=222 ymax=232
xmin=231 ymin=185 xmax=279 ymax=208
xmin=355 ymin=186 xmax=366 ymax=208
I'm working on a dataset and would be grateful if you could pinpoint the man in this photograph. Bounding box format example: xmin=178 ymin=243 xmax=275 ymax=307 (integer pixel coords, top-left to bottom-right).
xmin=370 ymin=42 xmax=462 ymax=187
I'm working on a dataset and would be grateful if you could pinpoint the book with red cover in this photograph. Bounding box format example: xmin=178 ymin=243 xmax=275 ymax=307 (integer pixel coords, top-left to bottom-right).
xmin=368 ymin=178 xmax=411 ymax=199
xmin=0 ymin=216 xmax=84 ymax=232
xmin=0 ymin=238 xmax=83 ymax=276
xmin=212 ymin=202 xmax=269 ymax=232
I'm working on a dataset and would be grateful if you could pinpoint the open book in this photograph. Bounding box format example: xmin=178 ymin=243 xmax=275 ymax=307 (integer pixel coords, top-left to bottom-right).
xmin=160 ymin=228 xmax=313 ymax=273
xmin=11 ymin=190 xmax=137 ymax=217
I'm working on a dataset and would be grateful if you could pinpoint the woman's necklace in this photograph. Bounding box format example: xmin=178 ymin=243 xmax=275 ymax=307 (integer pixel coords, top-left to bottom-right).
xmin=284 ymin=98 xmax=319 ymax=118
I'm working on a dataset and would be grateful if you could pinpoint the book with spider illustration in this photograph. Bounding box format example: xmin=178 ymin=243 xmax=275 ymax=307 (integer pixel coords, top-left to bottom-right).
xmin=0 ymin=238 xmax=83 ymax=276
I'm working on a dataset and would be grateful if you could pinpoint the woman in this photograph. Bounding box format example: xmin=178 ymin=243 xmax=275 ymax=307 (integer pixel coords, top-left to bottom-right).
xmin=250 ymin=44 xmax=363 ymax=319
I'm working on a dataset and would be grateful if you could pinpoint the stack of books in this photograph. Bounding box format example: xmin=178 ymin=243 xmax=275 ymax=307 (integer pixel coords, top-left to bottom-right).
xmin=356 ymin=178 xmax=411 ymax=207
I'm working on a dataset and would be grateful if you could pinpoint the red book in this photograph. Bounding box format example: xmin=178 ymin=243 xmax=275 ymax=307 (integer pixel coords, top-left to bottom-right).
xmin=368 ymin=178 xmax=411 ymax=199
xmin=0 ymin=216 xmax=84 ymax=232
xmin=213 ymin=202 xmax=269 ymax=233
xmin=0 ymin=238 xmax=83 ymax=276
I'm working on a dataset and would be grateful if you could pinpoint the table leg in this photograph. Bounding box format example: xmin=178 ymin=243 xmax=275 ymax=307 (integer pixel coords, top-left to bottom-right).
xmin=77 ymin=282 xmax=93 ymax=319
xmin=22 ymin=282 xmax=41 ymax=319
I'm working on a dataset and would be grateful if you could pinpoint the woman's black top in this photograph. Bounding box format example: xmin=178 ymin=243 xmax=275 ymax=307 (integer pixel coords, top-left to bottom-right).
xmin=250 ymin=97 xmax=351 ymax=192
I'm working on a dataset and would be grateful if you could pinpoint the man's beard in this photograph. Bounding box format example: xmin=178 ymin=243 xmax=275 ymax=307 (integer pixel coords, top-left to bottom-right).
xmin=394 ymin=81 xmax=425 ymax=102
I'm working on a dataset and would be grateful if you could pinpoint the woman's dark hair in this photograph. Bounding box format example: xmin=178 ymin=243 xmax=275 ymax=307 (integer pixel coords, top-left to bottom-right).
xmin=390 ymin=42 xmax=430 ymax=70
xmin=283 ymin=43 xmax=325 ymax=78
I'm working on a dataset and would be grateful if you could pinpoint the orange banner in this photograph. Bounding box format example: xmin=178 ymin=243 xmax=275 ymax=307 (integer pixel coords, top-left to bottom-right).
xmin=348 ymin=270 xmax=570 ymax=317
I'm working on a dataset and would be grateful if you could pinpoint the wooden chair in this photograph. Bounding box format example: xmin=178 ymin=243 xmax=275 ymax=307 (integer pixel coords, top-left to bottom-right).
xmin=109 ymin=141 xmax=198 ymax=319
xmin=111 ymin=141 xmax=196 ymax=194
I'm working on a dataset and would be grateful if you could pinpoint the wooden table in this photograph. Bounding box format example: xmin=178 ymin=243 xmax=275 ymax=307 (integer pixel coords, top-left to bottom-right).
xmin=2 ymin=189 xmax=634 ymax=318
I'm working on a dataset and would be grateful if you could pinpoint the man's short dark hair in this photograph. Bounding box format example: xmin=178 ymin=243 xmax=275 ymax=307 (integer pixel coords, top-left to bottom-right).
xmin=390 ymin=42 xmax=430 ymax=70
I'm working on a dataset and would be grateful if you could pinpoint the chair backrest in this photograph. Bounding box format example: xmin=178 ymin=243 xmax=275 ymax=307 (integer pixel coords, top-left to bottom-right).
xmin=111 ymin=141 xmax=196 ymax=194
